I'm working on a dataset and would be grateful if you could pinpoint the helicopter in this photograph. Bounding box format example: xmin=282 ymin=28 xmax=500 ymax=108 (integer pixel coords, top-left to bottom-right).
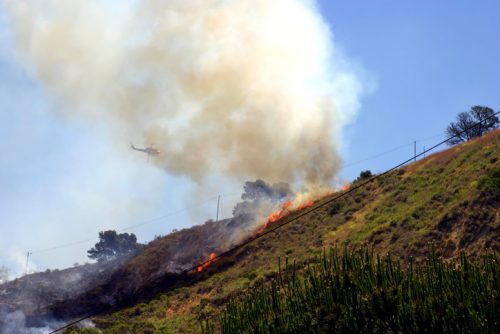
xmin=130 ymin=143 xmax=160 ymax=160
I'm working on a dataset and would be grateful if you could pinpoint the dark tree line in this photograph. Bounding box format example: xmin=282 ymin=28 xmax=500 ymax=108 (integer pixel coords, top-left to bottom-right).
xmin=446 ymin=106 xmax=499 ymax=145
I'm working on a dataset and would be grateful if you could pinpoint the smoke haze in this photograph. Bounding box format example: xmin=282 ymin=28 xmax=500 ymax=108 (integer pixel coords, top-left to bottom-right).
xmin=5 ymin=0 xmax=363 ymax=189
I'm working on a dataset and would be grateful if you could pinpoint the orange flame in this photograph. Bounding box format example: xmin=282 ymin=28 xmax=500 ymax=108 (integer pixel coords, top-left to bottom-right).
xmin=257 ymin=199 xmax=316 ymax=234
xmin=340 ymin=183 xmax=351 ymax=191
xmin=197 ymin=252 xmax=217 ymax=272
xmin=296 ymin=200 xmax=314 ymax=211
xmin=257 ymin=201 xmax=291 ymax=234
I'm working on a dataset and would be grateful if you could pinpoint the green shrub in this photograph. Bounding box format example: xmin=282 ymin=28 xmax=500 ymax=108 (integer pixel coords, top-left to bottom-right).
xmin=478 ymin=167 xmax=500 ymax=198
xmin=106 ymin=322 xmax=133 ymax=334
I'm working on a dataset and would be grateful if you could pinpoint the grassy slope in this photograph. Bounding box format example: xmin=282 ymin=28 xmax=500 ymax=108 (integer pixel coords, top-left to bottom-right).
xmin=69 ymin=130 xmax=499 ymax=334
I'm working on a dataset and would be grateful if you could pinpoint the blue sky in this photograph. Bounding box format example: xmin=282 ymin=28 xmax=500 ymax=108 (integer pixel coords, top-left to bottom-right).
xmin=0 ymin=1 xmax=499 ymax=275
xmin=320 ymin=0 xmax=500 ymax=176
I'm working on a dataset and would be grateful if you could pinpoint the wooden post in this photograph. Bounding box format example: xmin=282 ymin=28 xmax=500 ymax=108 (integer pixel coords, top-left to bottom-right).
xmin=414 ymin=141 xmax=417 ymax=162
xmin=25 ymin=252 xmax=32 ymax=276
xmin=216 ymin=195 xmax=221 ymax=222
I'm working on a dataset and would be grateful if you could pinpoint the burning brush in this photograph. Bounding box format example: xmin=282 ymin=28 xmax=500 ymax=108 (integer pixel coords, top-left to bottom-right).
xmin=197 ymin=253 xmax=217 ymax=273
xmin=257 ymin=198 xmax=316 ymax=234
xmin=192 ymin=180 xmax=348 ymax=275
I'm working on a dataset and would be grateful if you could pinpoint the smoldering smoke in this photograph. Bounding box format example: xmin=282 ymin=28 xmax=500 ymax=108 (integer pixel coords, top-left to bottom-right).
xmin=4 ymin=0 xmax=363 ymax=190
xmin=0 ymin=310 xmax=56 ymax=334
xmin=0 ymin=310 xmax=95 ymax=333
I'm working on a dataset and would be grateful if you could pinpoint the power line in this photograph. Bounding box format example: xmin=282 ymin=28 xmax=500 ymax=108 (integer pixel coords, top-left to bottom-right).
xmin=418 ymin=133 xmax=445 ymax=142
xmin=342 ymin=142 xmax=412 ymax=168
xmin=30 ymin=133 xmax=441 ymax=255
xmin=48 ymin=111 xmax=499 ymax=333
xmin=28 ymin=129 xmax=436 ymax=255
xmin=31 ymin=192 xmax=240 ymax=254
xmin=342 ymin=132 xmax=443 ymax=169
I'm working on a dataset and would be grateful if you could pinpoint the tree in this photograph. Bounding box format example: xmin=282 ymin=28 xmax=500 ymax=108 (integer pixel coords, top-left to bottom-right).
xmin=232 ymin=179 xmax=293 ymax=218
xmin=354 ymin=170 xmax=373 ymax=183
xmin=87 ymin=230 xmax=142 ymax=262
xmin=446 ymin=106 xmax=499 ymax=145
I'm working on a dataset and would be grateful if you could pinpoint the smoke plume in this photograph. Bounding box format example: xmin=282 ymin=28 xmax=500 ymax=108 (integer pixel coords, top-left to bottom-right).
xmin=4 ymin=0 xmax=363 ymax=190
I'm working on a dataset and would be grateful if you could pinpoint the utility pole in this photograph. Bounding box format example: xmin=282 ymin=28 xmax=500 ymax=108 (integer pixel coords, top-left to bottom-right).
xmin=423 ymin=146 xmax=426 ymax=159
xmin=216 ymin=194 xmax=221 ymax=222
xmin=25 ymin=251 xmax=32 ymax=276
xmin=414 ymin=141 xmax=417 ymax=162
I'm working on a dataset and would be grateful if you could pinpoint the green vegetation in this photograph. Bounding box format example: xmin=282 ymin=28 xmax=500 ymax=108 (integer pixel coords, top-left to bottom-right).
xmin=209 ymin=248 xmax=499 ymax=334
xmin=65 ymin=130 xmax=499 ymax=333
xmin=479 ymin=166 xmax=500 ymax=198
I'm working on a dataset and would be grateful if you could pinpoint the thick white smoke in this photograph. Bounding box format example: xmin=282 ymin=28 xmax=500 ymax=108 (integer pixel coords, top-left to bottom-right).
xmin=5 ymin=0 xmax=363 ymax=190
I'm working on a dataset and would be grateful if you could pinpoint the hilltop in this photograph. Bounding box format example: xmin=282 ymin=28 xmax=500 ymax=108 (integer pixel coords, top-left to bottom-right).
xmin=63 ymin=130 xmax=499 ymax=333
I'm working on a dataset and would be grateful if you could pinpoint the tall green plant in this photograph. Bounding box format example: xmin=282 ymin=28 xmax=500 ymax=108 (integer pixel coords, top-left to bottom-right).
xmin=206 ymin=248 xmax=499 ymax=334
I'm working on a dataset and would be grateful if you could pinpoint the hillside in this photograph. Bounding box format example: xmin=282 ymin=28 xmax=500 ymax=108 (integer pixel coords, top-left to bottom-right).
xmin=1 ymin=130 xmax=497 ymax=333
xmin=0 ymin=256 xmax=128 ymax=322
xmin=60 ymin=130 xmax=499 ymax=333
